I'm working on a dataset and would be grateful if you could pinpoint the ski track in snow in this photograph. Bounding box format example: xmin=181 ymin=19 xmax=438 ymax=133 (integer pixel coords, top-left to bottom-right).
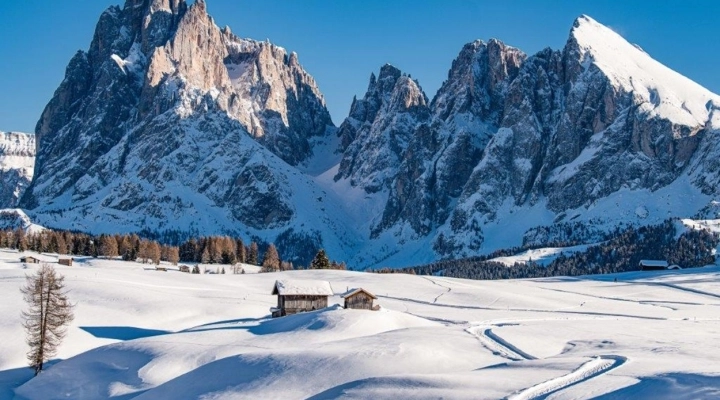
xmin=634 ymin=281 xmax=720 ymax=300
xmin=466 ymin=326 xmax=537 ymax=361
xmin=378 ymin=294 xmax=666 ymax=320
xmin=422 ymin=276 xmax=452 ymax=303
xmin=463 ymin=312 xmax=628 ymax=399
xmin=506 ymin=355 xmax=627 ymax=400
xmin=537 ymin=287 xmax=680 ymax=311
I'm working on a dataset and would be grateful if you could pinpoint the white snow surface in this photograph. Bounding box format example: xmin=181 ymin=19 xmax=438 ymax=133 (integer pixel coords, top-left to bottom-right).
xmin=1 ymin=251 xmax=719 ymax=399
xmin=272 ymin=279 xmax=334 ymax=296
xmin=572 ymin=15 xmax=720 ymax=129
xmin=0 ymin=132 xmax=34 ymax=176
xmin=489 ymin=243 xmax=596 ymax=267
xmin=0 ymin=209 xmax=45 ymax=235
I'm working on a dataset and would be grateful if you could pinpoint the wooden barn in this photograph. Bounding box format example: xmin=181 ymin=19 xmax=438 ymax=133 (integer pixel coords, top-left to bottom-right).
xmin=639 ymin=260 xmax=669 ymax=271
xmin=341 ymin=288 xmax=378 ymax=310
xmin=58 ymin=257 xmax=73 ymax=267
xmin=20 ymin=256 xmax=40 ymax=264
xmin=178 ymin=265 xmax=191 ymax=273
xmin=271 ymin=280 xmax=333 ymax=318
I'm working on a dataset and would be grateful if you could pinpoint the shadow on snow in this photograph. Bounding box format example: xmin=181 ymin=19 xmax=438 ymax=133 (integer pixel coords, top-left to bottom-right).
xmin=80 ymin=326 xmax=171 ymax=341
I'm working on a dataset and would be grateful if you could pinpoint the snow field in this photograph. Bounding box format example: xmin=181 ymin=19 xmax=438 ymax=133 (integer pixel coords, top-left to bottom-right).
xmin=0 ymin=250 xmax=719 ymax=399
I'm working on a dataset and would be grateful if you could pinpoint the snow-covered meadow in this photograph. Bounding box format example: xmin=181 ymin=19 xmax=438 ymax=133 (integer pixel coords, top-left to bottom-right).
xmin=1 ymin=250 xmax=719 ymax=399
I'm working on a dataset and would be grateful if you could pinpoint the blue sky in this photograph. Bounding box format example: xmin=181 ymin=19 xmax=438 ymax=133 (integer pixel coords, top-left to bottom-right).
xmin=0 ymin=0 xmax=718 ymax=132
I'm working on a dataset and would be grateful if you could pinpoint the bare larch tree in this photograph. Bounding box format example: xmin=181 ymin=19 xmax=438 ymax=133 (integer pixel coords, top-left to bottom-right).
xmin=20 ymin=264 xmax=74 ymax=376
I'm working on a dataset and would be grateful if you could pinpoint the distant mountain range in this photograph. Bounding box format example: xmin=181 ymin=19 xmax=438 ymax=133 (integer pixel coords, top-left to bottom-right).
xmin=3 ymin=0 xmax=719 ymax=268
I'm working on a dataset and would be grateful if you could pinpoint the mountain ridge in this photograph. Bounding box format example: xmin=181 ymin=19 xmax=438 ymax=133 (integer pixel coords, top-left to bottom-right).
xmin=10 ymin=6 xmax=720 ymax=268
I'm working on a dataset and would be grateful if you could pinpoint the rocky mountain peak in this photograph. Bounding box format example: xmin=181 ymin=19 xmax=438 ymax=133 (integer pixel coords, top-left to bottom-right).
xmin=22 ymin=0 xmax=337 ymax=246
xmin=389 ymin=75 xmax=427 ymax=111
xmin=567 ymin=13 xmax=720 ymax=128
xmin=335 ymin=64 xmax=406 ymax=152
xmin=335 ymin=64 xmax=430 ymax=193
xmin=432 ymin=37 xmax=525 ymax=125
xmin=378 ymin=63 xmax=401 ymax=81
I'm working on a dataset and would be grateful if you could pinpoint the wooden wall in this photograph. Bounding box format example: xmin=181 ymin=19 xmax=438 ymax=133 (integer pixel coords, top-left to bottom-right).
xmin=344 ymin=292 xmax=374 ymax=310
xmin=278 ymin=295 xmax=328 ymax=316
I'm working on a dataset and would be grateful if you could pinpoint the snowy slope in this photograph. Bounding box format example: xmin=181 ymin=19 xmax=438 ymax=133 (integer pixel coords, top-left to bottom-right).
xmin=0 ymin=209 xmax=45 ymax=235
xmin=572 ymin=15 xmax=720 ymax=128
xmin=1 ymin=251 xmax=719 ymax=399
xmin=0 ymin=133 xmax=34 ymax=208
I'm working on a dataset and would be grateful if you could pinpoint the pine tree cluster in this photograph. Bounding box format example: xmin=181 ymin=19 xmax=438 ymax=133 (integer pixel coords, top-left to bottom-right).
xmin=403 ymin=219 xmax=719 ymax=280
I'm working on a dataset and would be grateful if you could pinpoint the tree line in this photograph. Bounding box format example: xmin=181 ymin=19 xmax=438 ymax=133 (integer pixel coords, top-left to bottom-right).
xmin=0 ymin=228 xmax=351 ymax=272
xmin=387 ymin=219 xmax=719 ymax=280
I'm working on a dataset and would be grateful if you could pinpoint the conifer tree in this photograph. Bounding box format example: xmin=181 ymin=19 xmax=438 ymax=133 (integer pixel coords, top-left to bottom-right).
xmin=21 ymin=264 xmax=74 ymax=376
xmin=261 ymin=244 xmax=280 ymax=272
xmin=166 ymin=246 xmax=180 ymax=265
xmin=99 ymin=235 xmax=119 ymax=258
xmin=247 ymin=242 xmax=259 ymax=265
xmin=149 ymin=241 xmax=161 ymax=265
xmin=56 ymin=234 xmax=68 ymax=255
xmin=310 ymin=249 xmax=331 ymax=270
xmin=15 ymin=228 xmax=27 ymax=252
xmin=138 ymin=241 xmax=150 ymax=263
xmin=235 ymin=238 xmax=246 ymax=263
xmin=201 ymin=247 xmax=211 ymax=264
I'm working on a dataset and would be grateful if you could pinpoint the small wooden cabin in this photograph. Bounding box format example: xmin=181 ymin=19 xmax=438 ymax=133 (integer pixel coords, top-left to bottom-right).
xmin=179 ymin=265 xmax=191 ymax=273
xmin=58 ymin=257 xmax=73 ymax=267
xmin=20 ymin=256 xmax=40 ymax=264
xmin=271 ymin=280 xmax=333 ymax=318
xmin=341 ymin=288 xmax=378 ymax=310
xmin=639 ymin=260 xmax=669 ymax=271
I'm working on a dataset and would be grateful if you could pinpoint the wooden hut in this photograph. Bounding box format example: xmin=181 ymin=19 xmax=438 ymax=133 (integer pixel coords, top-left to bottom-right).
xmin=341 ymin=288 xmax=378 ymax=310
xmin=58 ymin=257 xmax=73 ymax=267
xmin=271 ymin=280 xmax=333 ymax=318
xmin=179 ymin=265 xmax=191 ymax=273
xmin=20 ymin=256 xmax=40 ymax=264
xmin=639 ymin=260 xmax=669 ymax=271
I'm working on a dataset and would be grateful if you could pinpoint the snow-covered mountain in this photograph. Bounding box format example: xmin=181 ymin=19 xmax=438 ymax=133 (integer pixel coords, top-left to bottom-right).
xmin=336 ymin=15 xmax=720 ymax=261
xmin=0 ymin=132 xmax=35 ymax=208
xmin=17 ymin=3 xmax=720 ymax=267
xmin=20 ymin=0 xmax=354 ymax=264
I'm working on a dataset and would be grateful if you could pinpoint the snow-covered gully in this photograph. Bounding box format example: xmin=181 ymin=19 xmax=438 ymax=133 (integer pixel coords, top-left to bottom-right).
xmin=505 ymin=355 xmax=627 ymax=400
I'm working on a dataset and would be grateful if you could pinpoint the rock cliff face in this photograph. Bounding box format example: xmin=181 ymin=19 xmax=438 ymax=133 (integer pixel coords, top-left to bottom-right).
xmin=335 ymin=64 xmax=430 ymax=194
xmin=375 ymin=40 xmax=526 ymax=237
xmin=19 ymin=5 xmax=720 ymax=267
xmin=438 ymin=16 xmax=720 ymax=254
xmin=337 ymin=15 xmax=720 ymax=259
xmin=21 ymin=0 xmax=344 ymax=264
xmin=0 ymin=132 xmax=35 ymax=208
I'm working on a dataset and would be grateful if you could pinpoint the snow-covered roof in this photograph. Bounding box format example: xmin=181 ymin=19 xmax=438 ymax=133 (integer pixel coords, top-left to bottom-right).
xmin=272 ymin=280 xmax=333 ymax=296
xmin=341 ymin=288 xmax=377 ymax=299
xmin=639 ymin=260 xmax=668 ymax=267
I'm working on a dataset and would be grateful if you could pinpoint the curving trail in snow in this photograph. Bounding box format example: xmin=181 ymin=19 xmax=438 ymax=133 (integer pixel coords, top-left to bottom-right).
xmin=422 ymin=277 xmax=452 ymax=303
xmin=466 ymin=321 xmax=626 ymax=399
xmin=506 ymin=355 xmax=627 ymax=400
xmin=466 ymin=326 xmax=536 ymax=361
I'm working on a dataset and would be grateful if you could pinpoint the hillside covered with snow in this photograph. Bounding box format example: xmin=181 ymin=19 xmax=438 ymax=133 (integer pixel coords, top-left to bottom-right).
xmin=1 ymin=251 xmax=719 ymax=399
xmin=0 ymin=132 xmax=34 ymax=209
